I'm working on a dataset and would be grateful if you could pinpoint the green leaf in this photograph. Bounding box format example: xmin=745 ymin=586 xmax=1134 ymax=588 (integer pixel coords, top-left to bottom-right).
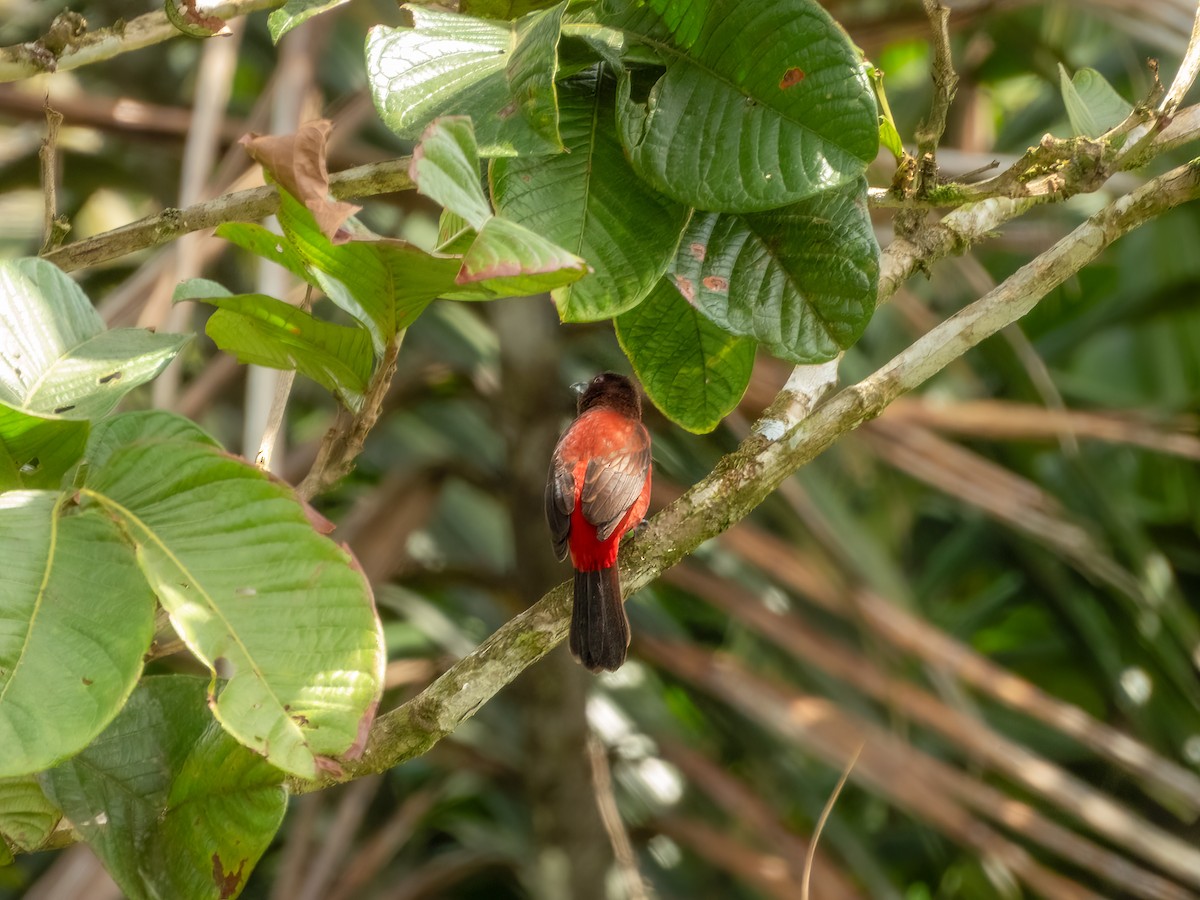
xmin=437 ymin=210 xmax=477 ymax=254
xmin=407 ymin=118 xmax=590 ymax=299
xmin=0 ymin=258 xmax=188 ymax=419
xmin=79 ymin=437 xmax=384 ymax=779
xmin=0 ymin=776 xmax=60 ymax=854
xmin=0 ymin=404 xmax=89 ymax=490
xmin=0 ymin=490 xmax=155 ymax=778
xmin=462 ymin=0 xmax=563 ymax=20
xmin=409 ymin=117 xmax=494 ymax=230
xmin=276 ymin=189 xmax=460 ymax=354
xmin=1058 ymin=64 xmax=1133 ymax=138
xmin=42 ymin=676 xmax=286 ymax=900
xmin=879 ymin=117 xmax=904 ymax=162
xmin=366 ymin=4 xmax=566 ymax=157
xmin=668 ymin=179 xmax=879 ymax=363
xmin=268 ymin=0 xmax=351 ymax=42
xmin=606 ymin=0 xmax=878 ymax=211
xmin=79 ymin=410 xmax=220 ymax=478
xmin=616 ymin=278 xmax=755 ymax=432
xmin=453 ymin=216 xmax=589 ymax=297
xmin=491 ymin=67 xmax=690 ymax=321
xmin=214 ymin=222 xmax=318 ymax=286
xmin=184 ymin=292 xmax=373 ymax=412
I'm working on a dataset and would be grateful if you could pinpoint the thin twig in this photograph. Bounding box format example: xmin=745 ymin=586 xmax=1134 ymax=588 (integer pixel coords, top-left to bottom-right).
xmin=913 ymin=0 xmax=959 ymax=197
xmin=802 ymin=743 xmax=862 ymax=900
xmin=1161 ymin=0 xmax=1200 ymax=115
xmin=37 ymin=101 xmax=67 ymax=254
xmin=295 ymin=329 xmax=406 ymax=500
xmin=588 ymin=735 xmax=650 ymax=900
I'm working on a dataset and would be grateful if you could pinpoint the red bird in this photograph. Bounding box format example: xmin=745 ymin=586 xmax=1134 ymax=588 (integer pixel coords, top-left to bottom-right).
xmin=545 ymin=373 xmax=652 ymax=672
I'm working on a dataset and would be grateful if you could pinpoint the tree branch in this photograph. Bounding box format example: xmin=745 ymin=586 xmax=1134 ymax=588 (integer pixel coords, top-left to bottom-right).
xmin=912 ymin=0 xmax=958 ymax=196
xmin=41 ymin=158 xmax=414 ymax=273
xmin=286 ymin=156 xmax=1200 ymax=794
xmin=0 ymin=0 xmax=284 ymax=83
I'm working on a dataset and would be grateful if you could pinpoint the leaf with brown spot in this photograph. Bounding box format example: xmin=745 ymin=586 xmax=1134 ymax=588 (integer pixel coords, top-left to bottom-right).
xmin=240 ymin=121 xmax=360 ymax=241
xmin=779 ymin=67 xmax=805 ymax=89
xmin=42 ymin=677 xmax=286 ymax=900
xmin=212 ymin=854 xmax=246 ymax=900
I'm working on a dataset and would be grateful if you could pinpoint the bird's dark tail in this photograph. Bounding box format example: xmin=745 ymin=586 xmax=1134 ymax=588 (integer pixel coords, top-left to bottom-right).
xmin=570 ymin=566 xmax=630 ymax=672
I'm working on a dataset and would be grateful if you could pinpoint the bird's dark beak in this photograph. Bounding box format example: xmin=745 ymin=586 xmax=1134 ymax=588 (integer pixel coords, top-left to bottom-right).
xmin=570 ymin=380 xmax=588 ymax=396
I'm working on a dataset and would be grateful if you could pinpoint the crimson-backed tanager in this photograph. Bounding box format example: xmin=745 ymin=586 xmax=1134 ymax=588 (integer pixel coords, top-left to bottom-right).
xmin=545 ymin=372 xmax=652 ymax=672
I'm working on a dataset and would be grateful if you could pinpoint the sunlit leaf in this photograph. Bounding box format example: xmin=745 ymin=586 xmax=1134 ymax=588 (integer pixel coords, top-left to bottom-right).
xmin=268 ymin=0 xmax=352 ymax=42
xmin=367 ymin=4 xmax=567 ymax=156
xmin=178 ymin=287 xmax=373 ymax=411
xmin=0 ymin=490 xmax=155 ymax=778
xmin=78 ymin=426 xmax=385 ymax=778
xmin=1058 ymin=64 xmax=1132 ymax=138
xmin=0 ymin=258 xmax=187 ymax=420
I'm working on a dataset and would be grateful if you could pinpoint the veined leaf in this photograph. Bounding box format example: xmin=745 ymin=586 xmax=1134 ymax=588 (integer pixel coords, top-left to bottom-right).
xmin=1059 ymin=64 xmax=1132 ymax=138
xmin=0 ymin=258 xmax=187 ymax=420
xmin=453 ymin=216 xmax=589 ymax=296
xmin=409 ymin=117 xmax=494 ymax=230
xmin=214 ymin=222 xmax=317 ymax=286
xmin=408 ymin=118 xmax=590 ymax=299
xmin=0 ymin=776 xmax=60 ymax=856
xmin=0 ymin=490 xmax=155 ymax=778
xmin=180 ymin=289 xmax=373 ymax=412
xmin=668 ymin=179 xmax=879 ymax=363
xmin=605 ymin=0 xmax=878 ymax=211
xmin=616 ymin=278 xmax=755 ymax=432
xmin=43 ymin=676 xmax=286 ymax=900
xmin=78 ymin=428 xmax=385 ymax=779
xmin=367 ymin=4 xmax=567 ymax=156
xmin=275 ymin=188 xmax=461 ymax=354
xmin=491 ymin=67 xmax=690 ymax=322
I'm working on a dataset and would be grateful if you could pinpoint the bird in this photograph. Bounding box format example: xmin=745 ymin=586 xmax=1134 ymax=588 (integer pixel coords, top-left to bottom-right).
xmin=545 ymin=372 xmax=652 ymax=672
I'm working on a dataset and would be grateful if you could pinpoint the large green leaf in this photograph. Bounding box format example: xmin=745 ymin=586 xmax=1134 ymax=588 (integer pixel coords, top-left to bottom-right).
xmin=366 ymin=4 xmax=567 ymax=156
xmin=177 ymin=286 xmax=373 ymax=412
xmin=79 ymin=410 xmax=221 ymax=477
xmin=0 ymin=404 xmax=88 ymax=490
xmin=616 ymin=278 xmax=755 ymax=432
xmin=78 ymin=426 xmax=384 ymax=779
xmin=42 ymin=676 xmax=286 ymax=900
xmin=0 ymin=490 xmax=155 ymax=778
xmin=0 ymin=776 xmax=60 ymax=857
xmin=491 ymin=67 xmax=690 ymax=321
xmin=604 ymin=0 xmax=878 ymax=212
xmin=668 ymin=180 xmax=879 ymax=363
xmin=0 ymin=258 xmax=188 ymax=419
